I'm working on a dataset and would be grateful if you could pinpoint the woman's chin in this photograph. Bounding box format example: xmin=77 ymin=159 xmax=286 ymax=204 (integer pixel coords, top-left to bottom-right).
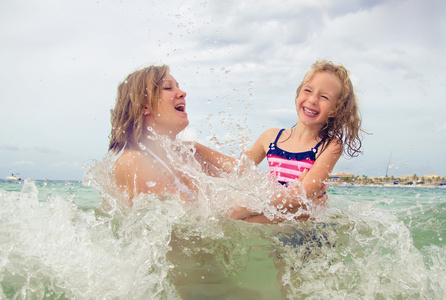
xmin=180 ymin=120 xmax=190 ymax=130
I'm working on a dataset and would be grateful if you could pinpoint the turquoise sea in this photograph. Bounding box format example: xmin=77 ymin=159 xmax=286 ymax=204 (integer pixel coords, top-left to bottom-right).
xmin=1 ymin=178 xmax=445 ymax=299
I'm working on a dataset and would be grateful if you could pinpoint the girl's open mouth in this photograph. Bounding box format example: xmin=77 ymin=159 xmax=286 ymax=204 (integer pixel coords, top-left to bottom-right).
xmin=303 ymin=107 xmax=318 ymax=116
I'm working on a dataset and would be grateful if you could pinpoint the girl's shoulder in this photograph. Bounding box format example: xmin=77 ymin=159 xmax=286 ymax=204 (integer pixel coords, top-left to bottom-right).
xmin=322 ymin=138 xmax=343 ymax=154
xmin=260 ymin=128 xmax=283 ymax=139
xmin=259 ymin=127 xmax=302 ymax=147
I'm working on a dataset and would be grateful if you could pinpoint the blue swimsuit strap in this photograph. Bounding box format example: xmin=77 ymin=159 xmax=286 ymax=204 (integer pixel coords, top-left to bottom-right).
xmin=270 ymin=129 xmax=324 ymax=154
xmin=272 ymin=129 xmax=286 ymax=146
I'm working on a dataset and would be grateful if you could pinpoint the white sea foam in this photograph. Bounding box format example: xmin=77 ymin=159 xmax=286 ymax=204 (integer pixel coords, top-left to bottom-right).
xmin=1 ymin=145 xmax=446 ymax=299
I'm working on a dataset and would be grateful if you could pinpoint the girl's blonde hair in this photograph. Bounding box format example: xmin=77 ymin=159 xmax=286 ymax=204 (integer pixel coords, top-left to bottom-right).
xmin=109 ymin=65 xmax=170 ymax=152
xmin=296 ymin=60 xmax=362 ymax=157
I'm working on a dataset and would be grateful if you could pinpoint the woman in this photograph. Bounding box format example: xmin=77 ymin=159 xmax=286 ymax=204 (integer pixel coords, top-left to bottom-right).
xmin=108 ymin=64 xmax=327 ymax=220
xmin=109 ymin=65 xmax=195 ymax=204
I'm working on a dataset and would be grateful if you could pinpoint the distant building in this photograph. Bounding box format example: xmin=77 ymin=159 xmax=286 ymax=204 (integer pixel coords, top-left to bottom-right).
xmin=329 ymin=172 xmax=355 ymax=183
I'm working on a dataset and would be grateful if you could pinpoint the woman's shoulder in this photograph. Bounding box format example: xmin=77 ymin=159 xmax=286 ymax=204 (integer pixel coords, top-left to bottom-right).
xmin=113 ymin=149 xmax=148 ymax=173
xmin=115 ymin=149 xmax=142 ymax=163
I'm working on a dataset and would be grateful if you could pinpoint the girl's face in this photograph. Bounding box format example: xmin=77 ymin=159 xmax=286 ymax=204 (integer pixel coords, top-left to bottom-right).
xmin=295 ymin=71 xmax=341 ymax=128
xmin=144 ymin=74 xmax=189 ymax=137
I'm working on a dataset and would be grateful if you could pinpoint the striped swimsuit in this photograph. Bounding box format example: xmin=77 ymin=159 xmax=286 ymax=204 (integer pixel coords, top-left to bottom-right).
xmin=267 ymin=129 xmax=324 ymax=185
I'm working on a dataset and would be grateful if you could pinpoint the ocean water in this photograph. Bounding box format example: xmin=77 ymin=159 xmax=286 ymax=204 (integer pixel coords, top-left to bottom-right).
xmin=1 ymin=175 xmax=445 ymax=299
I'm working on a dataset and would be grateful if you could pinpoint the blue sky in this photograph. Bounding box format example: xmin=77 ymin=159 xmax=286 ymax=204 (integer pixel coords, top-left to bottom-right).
xmin=1 ymin=0 xmax=445 ymax=180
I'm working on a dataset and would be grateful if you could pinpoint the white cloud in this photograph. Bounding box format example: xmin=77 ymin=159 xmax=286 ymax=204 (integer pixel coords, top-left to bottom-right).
xmin=0 ymin=145 xmax=19 ymax=151
xmin=50 ymin=162 xmax=82 ymax=170
xmin=0 ymin=0 xmax=445 ymax=179
xmin=13 ymin=160 xmax=35 ymax=166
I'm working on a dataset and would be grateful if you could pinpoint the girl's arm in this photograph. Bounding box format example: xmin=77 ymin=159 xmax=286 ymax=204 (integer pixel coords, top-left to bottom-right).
xmin=229 ymin=137 xmax=340 ymax=223
xmin=226 ymin=168 xmax=329 ymax=223
xmin=195 ymin=128 xmax=332 ymax=223
xmin=300 ymin=140 xmax=343 ymax=198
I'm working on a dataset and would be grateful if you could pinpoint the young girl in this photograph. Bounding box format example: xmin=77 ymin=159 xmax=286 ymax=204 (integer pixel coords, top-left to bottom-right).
xmin=195 ymin=60 xmax=362 ymax=221
xmin=248 ymin=60 xmax=361 ymax=193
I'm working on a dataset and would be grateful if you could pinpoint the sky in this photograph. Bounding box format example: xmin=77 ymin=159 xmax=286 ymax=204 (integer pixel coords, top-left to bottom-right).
xmin=1 ymin=0 xmax=445 ymax=181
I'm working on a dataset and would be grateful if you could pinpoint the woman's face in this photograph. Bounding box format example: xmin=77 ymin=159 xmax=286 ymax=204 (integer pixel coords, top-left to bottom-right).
xmin=144 ymin=74 xmax=189 ymax=138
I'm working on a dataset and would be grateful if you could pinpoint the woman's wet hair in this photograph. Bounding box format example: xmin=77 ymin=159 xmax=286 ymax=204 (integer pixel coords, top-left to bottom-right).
xmin=109 ymin=65 xmax=170 ymax=152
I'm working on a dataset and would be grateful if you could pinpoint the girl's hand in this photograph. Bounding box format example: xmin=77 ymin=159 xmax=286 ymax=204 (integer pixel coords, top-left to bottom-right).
xmin=313 ymin=183 xmax=329 ymax=206
xmin=296 ymin=169 xmax=329 ymax=206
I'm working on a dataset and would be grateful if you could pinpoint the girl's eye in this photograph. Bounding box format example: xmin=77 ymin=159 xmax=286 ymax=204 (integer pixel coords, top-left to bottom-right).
xmin=304 ymin=89 xmax=311 ymax=93
xmin=321 ymin=95 xmax=329 ymax=100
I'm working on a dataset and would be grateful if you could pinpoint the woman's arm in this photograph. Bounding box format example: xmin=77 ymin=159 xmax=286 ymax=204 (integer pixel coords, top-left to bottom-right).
xmin=193 ymin=142 xmax=236 ymax=173
xmin=192 ymin=128 xmax=278 ymax=172
xmin=244 ymin=128 xmax=279 ymax=164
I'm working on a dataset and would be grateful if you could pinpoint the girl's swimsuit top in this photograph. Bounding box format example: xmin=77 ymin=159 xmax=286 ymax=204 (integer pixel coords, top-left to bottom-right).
xmin=266 ymin=129 xmax=324 ymax=185
xmin=139 ymin=143 xmax=196 ymax=200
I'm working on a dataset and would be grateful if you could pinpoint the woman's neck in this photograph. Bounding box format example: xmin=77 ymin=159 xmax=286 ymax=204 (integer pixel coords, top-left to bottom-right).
xmin=143 ymin=119 xmax=179 ymax=140
xmin=138 ymin=133 xmax=170 ymax=158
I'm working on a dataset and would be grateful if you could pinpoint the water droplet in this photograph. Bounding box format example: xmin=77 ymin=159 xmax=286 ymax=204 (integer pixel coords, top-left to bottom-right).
xmin=146 ymin=181 xmax=156 ymax=188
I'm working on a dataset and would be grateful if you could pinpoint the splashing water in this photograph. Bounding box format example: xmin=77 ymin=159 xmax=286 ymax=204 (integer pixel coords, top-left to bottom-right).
xmin=1 ymin=141 xmax=446 ymax=298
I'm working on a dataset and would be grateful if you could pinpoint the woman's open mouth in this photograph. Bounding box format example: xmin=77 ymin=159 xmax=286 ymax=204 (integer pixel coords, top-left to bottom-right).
xmin=175 ymin=104 xmax=185 ymax=112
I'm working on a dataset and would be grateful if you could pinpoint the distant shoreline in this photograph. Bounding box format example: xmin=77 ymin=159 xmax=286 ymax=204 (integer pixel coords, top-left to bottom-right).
xmin=329 ymin=173 xmax=446 ymax=188
xmin=2 ymin=178 xmax=446 ymax=190
xmin=329 ymin=182 xmax=446 ymax=188
xmin=0 ymin=179 xmax=82 ymax=184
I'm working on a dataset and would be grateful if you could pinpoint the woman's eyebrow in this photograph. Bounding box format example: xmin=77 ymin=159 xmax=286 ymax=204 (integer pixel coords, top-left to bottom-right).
xmin=163 ymin=79 xmax=180 ymax=87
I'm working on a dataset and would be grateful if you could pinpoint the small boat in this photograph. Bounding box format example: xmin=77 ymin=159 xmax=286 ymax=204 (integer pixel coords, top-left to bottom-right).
xmin=5 ymin=174 xmax=21 ymax=181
